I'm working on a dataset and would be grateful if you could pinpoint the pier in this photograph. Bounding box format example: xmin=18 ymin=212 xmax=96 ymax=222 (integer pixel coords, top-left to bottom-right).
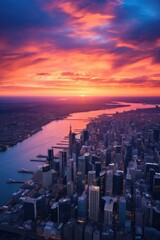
xmin=56 ymin=143 xmax=69 ymax=146
xmin=52 ymin=146 xmax=68 ymax=149
xmin=30 ymin=159 xmax=46 ymax=162
xmin=36 ymin=154 xmax=48 ymax=158
xmin=6 ymin=179 xmax=25 ymax=184
xmin=17 ymin=168 xmax=34 ymax=174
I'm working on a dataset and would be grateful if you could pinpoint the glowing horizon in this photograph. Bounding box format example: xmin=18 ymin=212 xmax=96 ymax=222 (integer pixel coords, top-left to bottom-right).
xmin=0 ymin=0 xmax=160 ymax=97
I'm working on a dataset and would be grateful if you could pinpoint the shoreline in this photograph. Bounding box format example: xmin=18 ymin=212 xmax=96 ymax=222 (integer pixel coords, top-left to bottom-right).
xmin=1 ymin=106 xmax=159 ymax=207
xmin=0 ymin=105 xmax=158 ymax=207
xmin=0 ymin=103 xmax=129 ymax=152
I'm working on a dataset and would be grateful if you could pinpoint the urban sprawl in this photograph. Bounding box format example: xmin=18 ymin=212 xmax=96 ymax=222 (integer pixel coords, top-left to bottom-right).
xmin=0 ymin=107 xmax=160 ymax=240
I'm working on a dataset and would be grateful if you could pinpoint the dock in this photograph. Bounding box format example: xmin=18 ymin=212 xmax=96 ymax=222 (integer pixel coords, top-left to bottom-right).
xmin=6 ymin=179 xmax=25 ymax=184
xmin=36 ymin=154 xmax=48 ymax=158
xmin=56 ymin=143 xmax=69 ymax=146
xmin=17 ymin=168 xmax=34 ymax=174
xmin=30 ymin=159 xmax=46 ymax=162
xmin=52 ymin=146 xmax=68 ymax=149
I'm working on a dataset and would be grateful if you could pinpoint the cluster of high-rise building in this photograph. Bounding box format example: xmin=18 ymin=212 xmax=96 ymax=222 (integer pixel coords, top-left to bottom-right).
xmin=0 ymin=107 xmax=160 ymax=240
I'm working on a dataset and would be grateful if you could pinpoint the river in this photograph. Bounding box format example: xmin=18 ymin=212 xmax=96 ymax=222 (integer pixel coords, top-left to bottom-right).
xmin=0 ymin=102 xmax=155 ymax=206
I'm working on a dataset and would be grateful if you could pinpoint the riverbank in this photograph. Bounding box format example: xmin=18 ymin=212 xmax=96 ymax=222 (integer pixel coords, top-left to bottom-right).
xmin=0 ymin=101 xmax=155 ymax=206
xmin=0 ymin=99 xmax=129 ymax=151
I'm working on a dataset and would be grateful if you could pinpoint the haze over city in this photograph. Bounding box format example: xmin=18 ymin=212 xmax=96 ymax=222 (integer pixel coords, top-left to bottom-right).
xmin=1 ymin=0 xmax=160 ymax=97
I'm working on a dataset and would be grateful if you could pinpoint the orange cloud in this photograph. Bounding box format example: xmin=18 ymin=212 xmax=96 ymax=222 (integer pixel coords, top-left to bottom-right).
xmin=0 ymin=0 xmax=160 ymax=97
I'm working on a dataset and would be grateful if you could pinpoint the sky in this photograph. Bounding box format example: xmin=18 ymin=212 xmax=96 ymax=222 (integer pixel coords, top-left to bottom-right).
xmin=0 ymin=0 xmax=160 ymax=97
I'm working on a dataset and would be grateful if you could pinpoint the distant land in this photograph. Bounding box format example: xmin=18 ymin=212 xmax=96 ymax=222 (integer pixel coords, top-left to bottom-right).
xmin=0 ymin=96 xmax=160 ymax=151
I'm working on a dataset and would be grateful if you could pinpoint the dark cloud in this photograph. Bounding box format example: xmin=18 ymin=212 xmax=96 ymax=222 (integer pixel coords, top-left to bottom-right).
xmin=0 ymin=52 xmax=36 ymax=60
xmin=61 ymin=72 xmax=76 ymax=76
xmin=122 ymin=19 xmax=160 ymax=44
xmin=111 ymin=76 xmax=160 ymax=87
xmin=72 ymin=0 xmax=121 ymax=14
xmin=0 ymin=0 xmax=75 ymax=49
xmin=0 ymin=52 xmax=37 ymax=69
xmin=151 ymin=81 xmax=160 ymax=87
xmin=152 ymin=47 xmax=160 ymax=64
xmin=37 ymin=72 xmax=51 ymax=76
xmin=31 ymin=58 xmax=48 ymax=65
xmin=0 ymin=0 xmax=71 ymax=30
xmin=112 ymin=0 xmax=160 ymax=45
xmin=48 ymin=33 xmax=90 ymax=50
xmin=0 ymin=85 xmax=76 ymax=91
xmin=117 ymin=76 xmax=148 ymax=85
xmin=105 ymin=46 xmax=149 ymax=68
xmin=152 ymin=73 xmax=160 ymax=77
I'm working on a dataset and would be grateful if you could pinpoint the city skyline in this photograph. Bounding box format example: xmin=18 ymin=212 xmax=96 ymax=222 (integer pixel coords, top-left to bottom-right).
xmin=0 ymin=104 xmax=160 ymax=239
xmin=1 ymin=0 xmax=160 ymax=97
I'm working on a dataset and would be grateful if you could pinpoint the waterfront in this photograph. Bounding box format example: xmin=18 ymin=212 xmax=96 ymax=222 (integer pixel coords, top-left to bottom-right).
xmin=0 ymin=102 xmax=155 ymax=206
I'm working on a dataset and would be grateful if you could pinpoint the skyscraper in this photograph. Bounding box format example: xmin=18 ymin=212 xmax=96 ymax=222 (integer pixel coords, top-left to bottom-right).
xmin=69 ymin=125 xmax=75 ymax=158
xmin=124 ymin=144 xmax=132 ymax=174
xmin=153 ymin=173 xmax=160 ymax=200
xmin=59 ymin=150 xmax=67 ymax=177
xmin=115 ymin=145 xmax=122 ymax=168
xmin=153 ymin=128 xmax=160 ymax=142
xmin=63 ymin=219 xmax=75 ymax=240
xmin=89 ymin=185 xmax=100 ymax=222
xmin=152 ymin=205 xmax=160 ymax=231
xmin=78 ymin=156 xmax=86 ymax=178
xmin=84 ymin=223 xmax=94 ymax=240
xmin=78 ymin=195 xmax=87 ymax=220
xmin=67 ymin=181 xmax=73 ymax=198
xmin=48 ymin=148 xmax=54 ymax=170
xmin=58 ymin=198 xmax=71 ymax=223
xmin=51 ymin=202 xmax=59 ymax=222
xmin=76 ymin=171 xmax=84 ymax=195
xmin=104 ymin=197 xmax=114 ymax=228
xmin=42 ymin=164 xmax=52 ymax=187
xmin=98 ymin=171 xmax=106 ymax=198
xmin=105 ymin=170 xmax=113 ymax=195
xmin=119 ymin=196 xmax=126 ymax=226
xmin=82 ymin=129 xmax=89 ymax=144
xmin=112 ymin=171 xmax=123 ymax=195
xmin=88 ymin=170 xmax=96 ymax=186
xmin=74 ymin=221 xmax=84 ymax=240
xmin=66 ymin=161 xmax=72 ymax=183
xmin=106 ymin=147 xmax=111 ymax=166
xmin=23 ymin=197 xmax=37 ymax=221
xmin=95 ymin=161 xmax=101 ymax=178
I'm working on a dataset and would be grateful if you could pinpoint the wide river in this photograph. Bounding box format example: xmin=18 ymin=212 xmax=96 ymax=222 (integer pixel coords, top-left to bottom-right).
xmin=0 ymin=102 xmax=155 ymax=206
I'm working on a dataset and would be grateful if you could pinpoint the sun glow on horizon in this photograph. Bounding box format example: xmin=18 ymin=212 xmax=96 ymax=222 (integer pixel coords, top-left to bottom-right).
xmin=0 ymin=1 xmax=160 ymax=97
xmin=80 ymin=94 xmax=86 ymax=97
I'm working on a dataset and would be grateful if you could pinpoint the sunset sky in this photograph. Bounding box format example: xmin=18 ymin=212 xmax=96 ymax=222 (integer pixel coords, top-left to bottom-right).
xmin=0 ymin=0 xmax=160 ymax=97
